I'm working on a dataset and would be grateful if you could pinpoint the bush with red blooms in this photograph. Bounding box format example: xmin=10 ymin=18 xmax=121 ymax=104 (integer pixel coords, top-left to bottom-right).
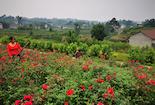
xmin=96 ymin=78 xmax=104 ymax=83
xmin=80 ymin=85 xmax=85 ymax=91
xmin=23 ymin=101 xmax=33 ymax=105
xmin=146 ymin=79 xmax=155 ymax=86
xmin=66 ymin=89 xmax=74 ymax=96
xmin=24 ymin=95 xmax=32 ymax=101
xmin=64 ymin=101 xmax=69 ymax=105
xmin=88 ymin=85 xmax=93 ymax=90
xmin=97 ymin=101 xmax=104 ymax=105
xmin=14 ymin=100 xmax=21 ymax=105
xmin=42 ymin=84 xmax=49 ymax=90
xmin=106 ymin=74 xmax=112 ymax=81
xmin=14 ymin=95 xmax=33 ymax=105
xmin=0 ymin=43 xmax=155 ymax=105
xmin=82 ymin=65 xmax=89 ymax=71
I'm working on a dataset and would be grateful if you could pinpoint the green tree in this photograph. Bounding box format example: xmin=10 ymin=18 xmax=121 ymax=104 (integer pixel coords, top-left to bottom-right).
xmin=67 ymin=31 xmax=79 ymax=43
xmin=16 ymin=16 xmax=22 ymax=26
xmin=105 ymin=18 xmax=120 ymax=35
xmin=91 ymin=23 xmax=107 ymax=40
xmin=74 ymin=23 xmax=81 ymax=35
xmin=143 ymin=19 xmax=155 ymax=27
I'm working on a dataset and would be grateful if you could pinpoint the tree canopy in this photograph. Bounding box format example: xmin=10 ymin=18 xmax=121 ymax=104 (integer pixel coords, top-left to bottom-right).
xmin=91 ymin=23 xmax=107 ymax=40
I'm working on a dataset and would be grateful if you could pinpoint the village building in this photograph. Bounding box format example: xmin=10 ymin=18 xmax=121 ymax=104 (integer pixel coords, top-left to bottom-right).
xmin=129 ymin=28 xmax=155 ymax=48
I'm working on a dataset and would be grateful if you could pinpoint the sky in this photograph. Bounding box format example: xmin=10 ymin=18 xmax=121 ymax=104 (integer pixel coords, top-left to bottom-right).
xmin=0 ymin=0 xmax=155 ymax=22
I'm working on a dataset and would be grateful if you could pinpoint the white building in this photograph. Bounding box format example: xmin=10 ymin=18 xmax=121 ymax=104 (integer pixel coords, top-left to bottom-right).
xmin=129 ymin=29 xmax=155 ymax=48
xmin=0 ymin=23 xmax=3 ymax=29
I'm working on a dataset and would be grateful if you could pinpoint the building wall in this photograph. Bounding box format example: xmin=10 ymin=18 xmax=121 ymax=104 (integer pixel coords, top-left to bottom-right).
xmin=129 ymin=33 xmax=152 ymax=47
xmin=152 ymin=40 xmax=155 ymax=48
xmin=0 ymin=24 xmax=3 ymax=29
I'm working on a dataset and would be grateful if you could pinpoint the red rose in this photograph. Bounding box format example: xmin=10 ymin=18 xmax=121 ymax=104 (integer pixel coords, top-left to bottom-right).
xmin=97 ymin=101 xmax=104 ymax=105
xmin=137 ymin=73 xmax=147 ymax=79
xmin=107 ymin=87 xmax=114 ymax=97
xmin=0 ymin=56 xmax=6 ymax=62
xmin=96 ymin=78 xmax=104 ymax=83
xmin=103 ymin=93 xmax=108 ymax=99
xmin=82 ymin=65 xmax=89 ymax=71
xmin=80 ymin=85 xmax=85 ymax=91
xmin=138 ymin=65 xmax=144 ymax=69
xmin=24 ymin=95 xmax=32 ymax=101
xmin=14 ymin=100 xmax=21 ymax=105
xmin=23 ymin=101 xmax=33 ymax=105
xmin=42 ymin=84 xmax=48 ymax=90
xmin=146 ymin=79 xmax=155 ymax=86
xmin=64 ymin=101 xmax=69 ymax=105
xmin=66 ymin=89 xmax=74 ymax=96
xmin=88 ymin=85 xmax=93 ymax=90
xmin=106 ymin=75 xmax=112 ymax=81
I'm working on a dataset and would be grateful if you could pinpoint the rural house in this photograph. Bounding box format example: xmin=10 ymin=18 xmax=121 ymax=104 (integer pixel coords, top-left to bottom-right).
xmin=0 ymin=23 xmax=3 ymax=29
xmin=129 ymin=28 xmax=155 ymax=48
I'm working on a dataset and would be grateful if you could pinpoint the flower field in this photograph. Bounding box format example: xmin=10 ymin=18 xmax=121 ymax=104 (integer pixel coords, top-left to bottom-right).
xmin=0 ymin=43 xmax=155 ymax=105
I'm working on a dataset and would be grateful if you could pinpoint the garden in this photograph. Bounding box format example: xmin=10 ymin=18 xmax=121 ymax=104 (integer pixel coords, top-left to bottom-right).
xmin=0 ymin=34 xmax=155 ymax=105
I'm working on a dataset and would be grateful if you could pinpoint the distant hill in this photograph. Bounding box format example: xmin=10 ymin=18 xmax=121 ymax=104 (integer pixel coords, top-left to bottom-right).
xmin=0 ymin=15 xmax=99 ymax=28
xmin=0 ymin=15 xmax=140 ymax=29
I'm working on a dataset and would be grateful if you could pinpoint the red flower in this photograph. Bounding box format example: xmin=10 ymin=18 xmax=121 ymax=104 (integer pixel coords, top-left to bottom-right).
xmin=23 ymin=101 xmax=33 ymax=105
xmin=146 ymin=79 xmax=155 ymax=86
xmin=137 ymin=73 xmax=147 ymax=79
xmin=107 ymin=87 xmax=114 ymax=97
xmin=80 ymin=85 xmax=85 ymax=91
xmin=88 ymin=85 xmax=93 ymax=90
xmin=103 ymin=93 xmax=108 ymax=99
xmin=21 ymin=68 xmax=24 ymax=73
xmin=97 ymin=101 xmax=104 ymax=105
xmin=21 ymin=59 xmax=26 ymax=63
xmin=131 ymin=60 xmax=135 ymax=63
xmin=24 ymin=95 xmax=32 ymax=101
xmin=64 ymin=101 xmax=69 ymax=105
xmin=0 ymin=56 xmax=6 ymax=62
xmin=82 ymin=65 xmax=89 ymax=71
xmin=66 ymin=89 xmax=74 ymax=96
xmin=96 ymin=78 xmax=104 ymax=83
xmin=106 ymin=74 xmax=112 ymax=81
xmin=42 ymin=84 xmax=48 ymax=90
xmin=14 ymin=100 xmax=21 ymax=105
xmin=138 ymin=65 xmax=144 ymax=69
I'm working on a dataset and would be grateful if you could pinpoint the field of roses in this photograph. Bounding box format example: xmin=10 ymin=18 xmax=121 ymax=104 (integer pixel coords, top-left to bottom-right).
xmin=0 ymin=41 xmax=155 ymax=105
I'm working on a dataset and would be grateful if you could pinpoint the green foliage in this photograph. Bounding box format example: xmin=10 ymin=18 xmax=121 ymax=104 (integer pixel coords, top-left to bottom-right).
xmin=66 ymin=31 xmax=79 ymax=43
xmin=143 ymin=48 xmax=155 ymax=64
xmin=128 ymin=47 xmax=155 ymax=64
xmin=0 ymin=44 xmax=155 ymax=105
xmin=74 ymin=23 xmax=81 ymax=35
xmin=143 ymin=19 xmax=155 ymax=27
xmin=87 ymin=44 xmax=111 ymax=57
xmin=91 ymin=23 xmax=107 ymax=40
xmin=111 ymin=52 xmax=129 ymax=62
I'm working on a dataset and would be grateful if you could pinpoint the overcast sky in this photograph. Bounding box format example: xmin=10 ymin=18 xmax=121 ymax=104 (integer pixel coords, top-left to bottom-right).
xmin=0 ymin=0 xmax=155 ymax=22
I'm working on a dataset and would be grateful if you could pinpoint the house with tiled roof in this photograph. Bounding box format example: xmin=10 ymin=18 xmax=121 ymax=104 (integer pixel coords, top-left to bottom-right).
xmin=129 ymin=28 xmax=155 ymax=48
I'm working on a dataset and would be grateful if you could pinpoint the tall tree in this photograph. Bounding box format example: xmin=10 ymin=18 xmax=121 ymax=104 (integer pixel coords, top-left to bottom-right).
xmin=105 ymin=18 xmax=120 ymax=35
xmin=143 ymin=19 xmax=155 ymax=27
xmin=16 ymin=16 xmax=22 ymax=26
xmin=74 ymin=23 xmax=81 ymax=35
xmin=91 ymin=23 xmax=107 ymax=40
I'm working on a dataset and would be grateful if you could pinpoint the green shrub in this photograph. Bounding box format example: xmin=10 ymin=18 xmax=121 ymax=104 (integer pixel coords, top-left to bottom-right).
xmin=111 ymin=52 xmax=129 ymax=61
xmin=128 ymin=47 xmax=155 ymax=64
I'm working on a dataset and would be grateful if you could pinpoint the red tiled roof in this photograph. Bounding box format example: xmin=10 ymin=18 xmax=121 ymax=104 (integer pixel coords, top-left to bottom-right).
xmin=141 ymin=29 xmax=155 ymax=40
